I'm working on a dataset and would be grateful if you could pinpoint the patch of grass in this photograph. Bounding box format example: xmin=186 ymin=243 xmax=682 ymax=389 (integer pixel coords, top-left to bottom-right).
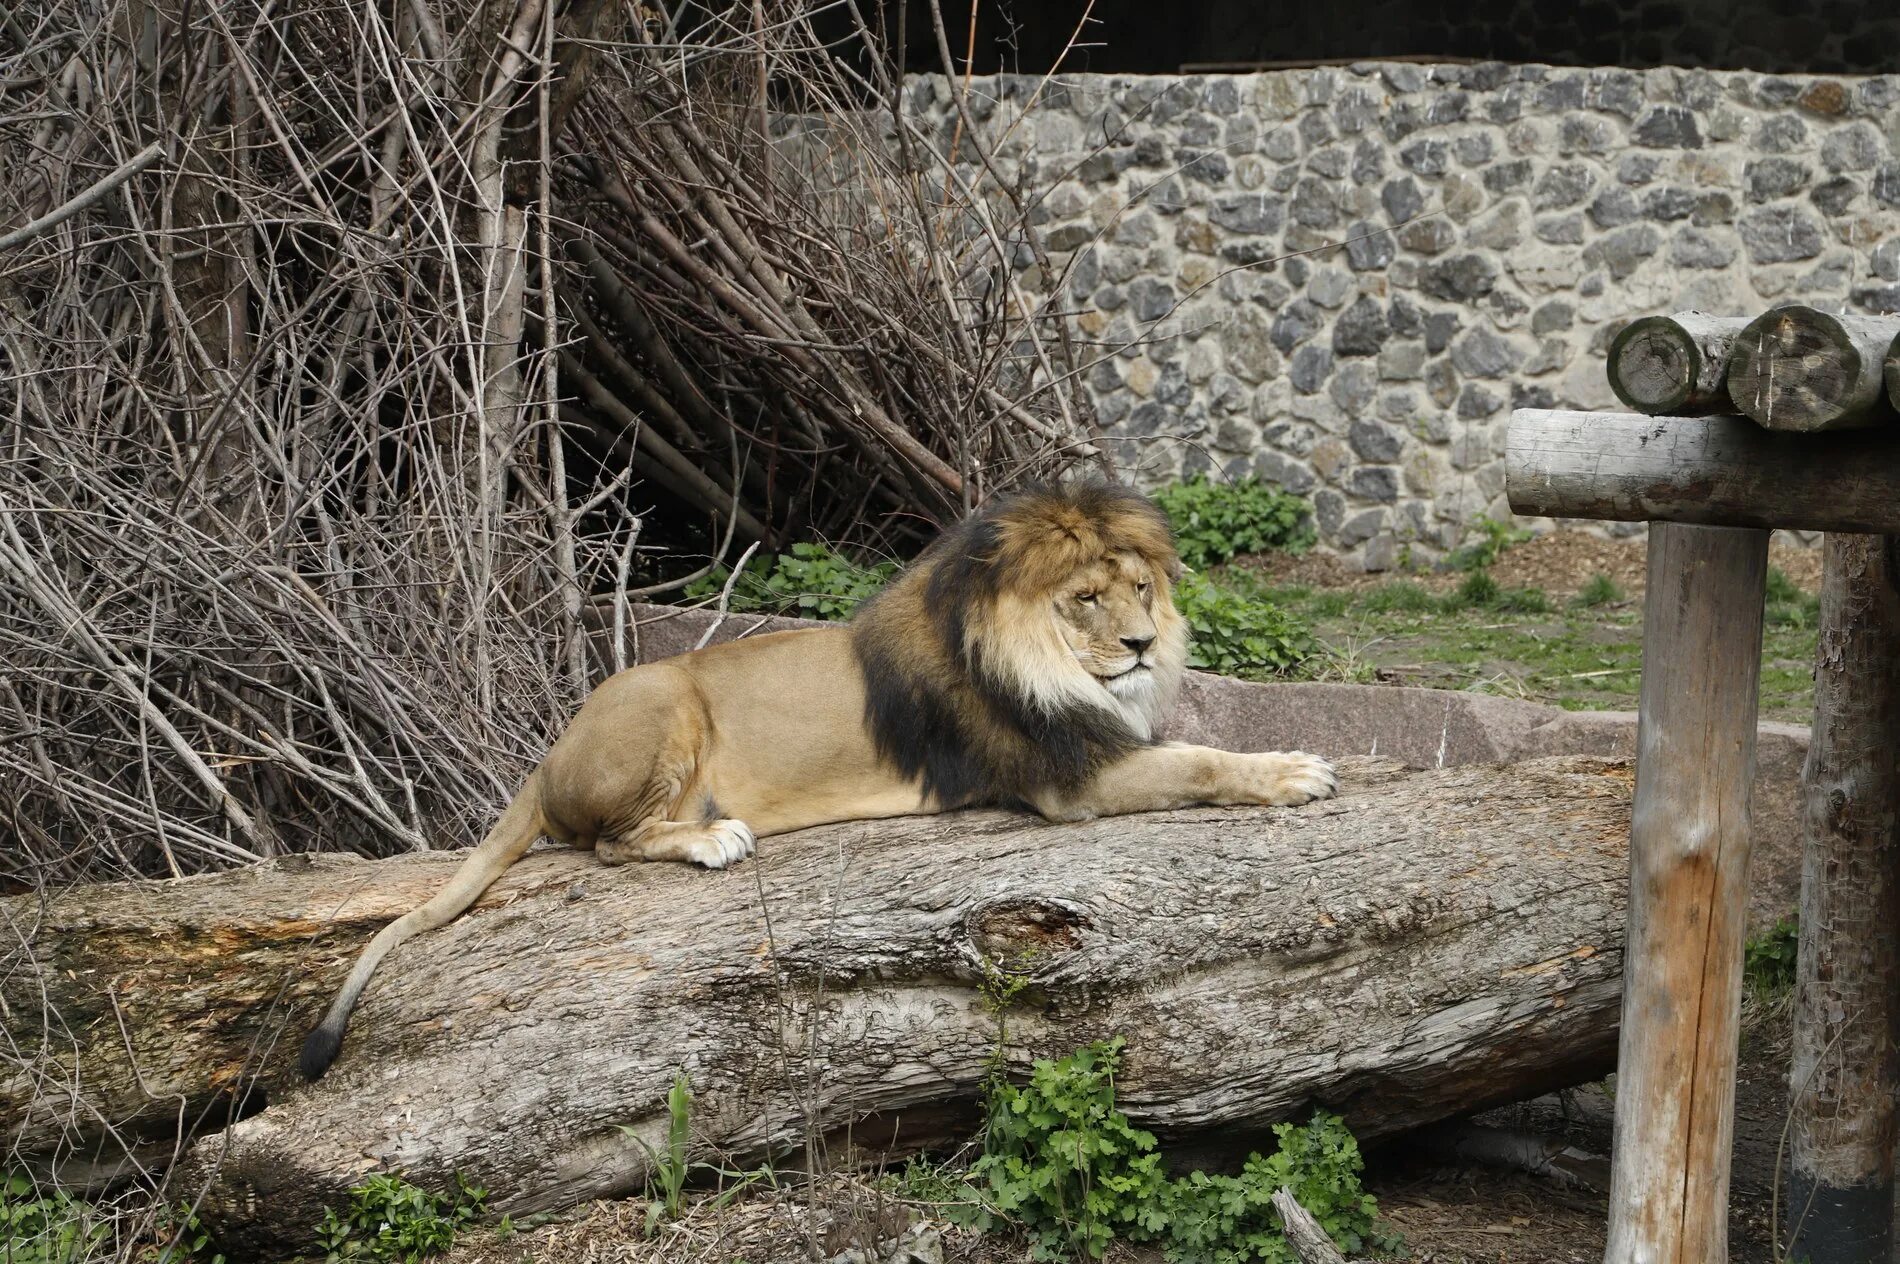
xmin=1444 ymin=514 xmax=1533 ymax=572
xmin=315 ymin=1172 xmax=488 ymax=1263
xmin=1745 ymin=916 xmax=1799 ymax=1000
xmin=1153 ymin=476 xmax=1316 ymax=569
xmin=1358 ymin=581 xmax=1441 ymax=614
xmin=957 ymin=1038 xmax=1396 ymax=1262
xmin=1765 ymin=566 xmax=1821 ymax=629
xmin=0 ymin=1175 xmax=108 ymax=1264
xmin=1574 ymin=573 xmax=1624 ymax=608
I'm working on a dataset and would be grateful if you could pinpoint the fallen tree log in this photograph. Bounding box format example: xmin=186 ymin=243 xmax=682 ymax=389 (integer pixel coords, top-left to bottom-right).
xmin=3 ymin=756 xmax=1634 ymax=1254
xmin=1607 ymin=312 xmax=1750 ymax=417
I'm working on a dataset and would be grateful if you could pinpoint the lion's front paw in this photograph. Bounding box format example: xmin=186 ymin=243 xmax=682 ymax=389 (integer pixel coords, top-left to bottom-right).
xmin=683 ymin=819 xmax=757 ymax=870
xmin=1240 ymin=750 xmax=1338 ymax=806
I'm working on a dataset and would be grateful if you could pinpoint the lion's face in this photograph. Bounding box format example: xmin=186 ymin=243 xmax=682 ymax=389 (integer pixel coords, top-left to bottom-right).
xmin=1053 ymin=551 xmax=1165 ymax=686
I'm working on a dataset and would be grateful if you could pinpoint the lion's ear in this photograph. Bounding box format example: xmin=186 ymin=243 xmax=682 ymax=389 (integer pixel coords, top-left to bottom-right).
xmin=1163 ymin=553 xmax=1183 ymax=582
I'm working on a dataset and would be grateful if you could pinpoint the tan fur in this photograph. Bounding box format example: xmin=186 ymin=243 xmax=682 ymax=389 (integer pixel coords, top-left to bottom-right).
xmin=300 ymin=484 xmax=1335 ymax=1080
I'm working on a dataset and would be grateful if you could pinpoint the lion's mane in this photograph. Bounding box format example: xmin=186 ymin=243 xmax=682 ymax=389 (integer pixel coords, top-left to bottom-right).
xmin=850 ymin=482 xmax=1188 ymax=809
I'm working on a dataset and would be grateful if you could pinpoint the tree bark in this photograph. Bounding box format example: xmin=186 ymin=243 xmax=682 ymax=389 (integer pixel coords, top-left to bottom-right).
xmin=1788 ymin=533 xmax=1900 ymax=1263
xmin=3 ymin=757 xmax=1637 ymax=1254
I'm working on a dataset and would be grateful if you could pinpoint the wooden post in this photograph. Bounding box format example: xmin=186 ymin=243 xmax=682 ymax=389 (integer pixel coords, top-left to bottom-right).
xmin=1604 ymin=522 xmax=1769 ymax=1264
xmin=1726 ymin=306 xmax=1900 ymax=432
xmin=1786 ymin=534 xmax=1900 ymax=1262
xmin=1607 ymin=313 xmax=1751 ymax=416
xmin=1506 ymin=409 xmax=1900 ymax=536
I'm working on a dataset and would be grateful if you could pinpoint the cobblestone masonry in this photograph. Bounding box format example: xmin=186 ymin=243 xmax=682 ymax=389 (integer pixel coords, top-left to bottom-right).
xmin=907 ymin=65 xmax=1900 ymax=566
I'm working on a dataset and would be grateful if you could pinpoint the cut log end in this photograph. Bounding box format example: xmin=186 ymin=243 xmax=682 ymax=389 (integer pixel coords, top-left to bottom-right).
xmin=1606 ymin=314 xmax=1746 ymax=417
xmin=1725 ymin=305 xmax=1900 ymax=432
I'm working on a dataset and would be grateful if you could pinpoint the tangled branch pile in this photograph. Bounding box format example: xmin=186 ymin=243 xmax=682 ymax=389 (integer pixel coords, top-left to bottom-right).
xmin=0 ymin=0 xmax=1107 ymax=885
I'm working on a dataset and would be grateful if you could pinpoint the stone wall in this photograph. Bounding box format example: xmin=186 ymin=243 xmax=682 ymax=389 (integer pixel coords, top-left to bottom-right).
xmin=907 ymin=65 xmax=1900 ymax=566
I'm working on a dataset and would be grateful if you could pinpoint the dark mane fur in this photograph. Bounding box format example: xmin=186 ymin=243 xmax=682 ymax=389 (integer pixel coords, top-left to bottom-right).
xmin=850 ymin=482 xmax=1179 ymax=809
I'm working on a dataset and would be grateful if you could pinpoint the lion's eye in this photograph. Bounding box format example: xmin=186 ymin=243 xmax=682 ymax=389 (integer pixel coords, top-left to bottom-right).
xmin=1075 ymin=592 xmax=1097 ymax=604
xmin=1137 ymin=581 xmax=1152 ymax=594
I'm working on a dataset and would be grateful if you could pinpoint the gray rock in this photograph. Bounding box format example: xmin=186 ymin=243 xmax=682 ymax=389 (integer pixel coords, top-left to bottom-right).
xmin=1300 ymin=110 xmax=1337 ymax=147
xmin=1533 ymin=163 xmax=1596 ymax=210
xmin=1425 ymin=310 xmax=1462 ymax=354
xmin=1484 ymin=159 xmax=1534 ymax=194
xmin=1133 ymin=134 xmax=1170 ymax=166
xmin=1129 ymin=278 xmax=1178 ymax=322
xmin=1399 ymin=139 xmax=1449 ymax=177
xmin=1738 ymin=205 xmax=1824 ymax=263
xmin=1426 ymin=359 xmax=1458 ymax=408
xmin=1337 ymin=506 xmax=1387 ymax=546
xmin=1382 ymin=177 xmax=1426 ymax=224
xmin=1617 ymin=154 xmax=1663 ymax=186
xmin=1456 ymin=382 xmax=1505 ymax=419
xmin=1289 ymin=344 xmax=1334 ymax=393
xmin=1744 ymin=157 xmax=1810 ymax=203
xmin=1378 ymin=340 xmax=1427 ymax=380
xmin=1336 ymin=87 xmax=1379 ymax=134
xmin=1177 ymin=113 xmax=1220 ymax=147
xmin=1155 ymin=361 xmax=1192 ymax=406
xmin=1632 ymin=105 xmax=1703 ymax=149
xmin=1045 ymin=223 xmax=1095 ymax=251
xmin=1536 ymin=75 xmax=1585 ymax=111
xmin=1642 ymin=186 xmax=1699 ymax=221
xmin=1262 ymin=127 xmax=1301 ymax=161
xmin=1292 ymin=176 xmax=1341 ymax=229
xmin=1094 ymin=284 xmax=1126 ymax=311
xmin=1345 ymin=221 xmax=1397 ymax=271
xmin=1181 ymin=150 xmax=1232 ymax=185
xmin=1352 ymin=140 xmax=1387 ymax=185
xmin=1466 ymin=202 xmax=1523 ymax=251
xmin=1850 ymin=285 xmax=1900 ymax=315
xmin=1454 ymin=132 xmax=1497 ymax=166
xmin=1589 ymin=70 xmax=1644 ymax=118
xmin=1531 ymin=300 xmax=1576 ymax=335
xmin=1582 ymin=223 xmax=1663 ymax=280
xmin=1692 ymin=191 xmax=1737 ymax=226
xmin=1822 ymin=123 xmax=1882 ymax=174
xmin=1754 ymin=114 xmax=1808 ymax=154
xmin=1561 ymin=114 xmax=1618 ymax=153
xmin=1873 ymin=161 xmax=1900 ymax=207
xmin=1331 ymin=360 xmax=1379 ymax=413
xmin=1209 ymin=194 xmax=1285 ymax=236
xmin=1419 ymin=253 xmax=1498 ymax=302
xmin=1388 ymin=296 xmax=1423 ymax=337
xmin=1205 ymin=79 xmax=1241 ymax=113
xmin=1450 ymin=327 xmax=1524 ymax=378
xmin=1534 ymin=213 xmax=1585 ymax=245
xmin=1811 ymin=178 xmax=1858 ymax=217
xmin=1251 ymin=450 xmax=1316 ymax=494
xmin=1397 ymin=219 xmax=1458 ymax=254
xmin=1270 ymin=299 xmax=1324 ymax=352
xmin=1347 ymin=467 xmax=1400 ymax=503
xmin=1307 ymin=267 xmax=1354 ymax=309
xmin=1874 ymin=238 xmax=1900 ymax=282
xmin=1588 ymin=187 xmax=1642 ymax=228
xmin=1333 ymin=296 xmax=1391 ymax=356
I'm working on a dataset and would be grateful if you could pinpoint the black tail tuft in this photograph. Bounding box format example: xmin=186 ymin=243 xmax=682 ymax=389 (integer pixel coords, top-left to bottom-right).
xmin=300 ymin=1022 xmax=343 ymax=1081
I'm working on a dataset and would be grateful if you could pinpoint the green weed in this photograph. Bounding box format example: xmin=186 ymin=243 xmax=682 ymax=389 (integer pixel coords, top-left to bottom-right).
xmin=685 ymin=543 xmax=897 ymax=620
xmin=1174 ymin=573 xmax=1319 ymax=678
xmin=1745 ymin=916 xmax=1799 ymax=1000
xmin=1152 ymin=476 xmax=1315 ymax=569
xmin=313 ymin=1172 xmax=487 ymax=1263
xmin=1444 ymin=514 xmax=1533 ymax=572
xmin=0 ymin=1174 xmax=107 ymax=1264
xmin=960 ymin=1039 xmax=1395 ymax=1262
xmin=1574 ymin=573 xmax=1625 ymax=608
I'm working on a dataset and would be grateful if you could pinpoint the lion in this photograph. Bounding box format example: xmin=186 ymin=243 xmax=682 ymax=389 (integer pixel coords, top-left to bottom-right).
xmin=300 ymin=482 xmax=1336 ymax=1079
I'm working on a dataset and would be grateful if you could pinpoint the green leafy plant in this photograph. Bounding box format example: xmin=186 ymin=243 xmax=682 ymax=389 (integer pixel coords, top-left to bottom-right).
xmin=962 ymin=1040 xmax=1393 ymax=1262
xmin=1152 ymin=476 xmax=1315 ymax=570
xmin=0 ymin=1173 xmax=108 ymax=1264
xmin=1444 ymin=514 xmax=1533 ymax=572
xmin=1174 ymin=573 xmax=1319 ymax=678
xmin=1745 ymin=915 xmax=1800 ymax=999
xmin=622 ymin=1072 xmax=694 ymax=1235
xmin=685 ymin=543 xmax=897 ymax=620
xmin=1575 ymin=573 xmax=1625 ymax=608
xmin=314 ymin=1172 xmax=486 ymax=1264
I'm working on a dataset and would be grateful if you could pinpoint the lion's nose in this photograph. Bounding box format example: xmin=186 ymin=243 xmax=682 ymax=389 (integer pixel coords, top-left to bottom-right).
xmin=1120 ymin=635 xmax=1155 ymax=655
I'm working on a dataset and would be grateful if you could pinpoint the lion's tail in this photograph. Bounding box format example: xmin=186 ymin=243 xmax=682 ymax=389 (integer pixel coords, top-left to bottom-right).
xmin=299 ymin=773 xmax=546 ymax=1081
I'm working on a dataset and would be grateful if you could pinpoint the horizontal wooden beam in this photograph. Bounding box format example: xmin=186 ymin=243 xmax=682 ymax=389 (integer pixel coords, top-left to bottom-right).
xmin=1507 ymin=409 xmax=1900 ymax=533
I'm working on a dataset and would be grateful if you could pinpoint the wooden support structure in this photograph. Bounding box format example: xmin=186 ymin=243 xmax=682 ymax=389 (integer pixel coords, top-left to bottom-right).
xmin=1725 ymin=306 xmax=1900 ymax=432
xmin=1787 ymin=534 xmax=1900 ymax=1262
xmin=1607 ymin=313 xmax=1750 ymax=416
xmin=1506 ymin=409 xmax=1900 ymax=535
xmin=1600 ymin=523 xmax=1768 ymax=1262
xmin=1509 ymin=401 xmax=1900 ymax=1263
